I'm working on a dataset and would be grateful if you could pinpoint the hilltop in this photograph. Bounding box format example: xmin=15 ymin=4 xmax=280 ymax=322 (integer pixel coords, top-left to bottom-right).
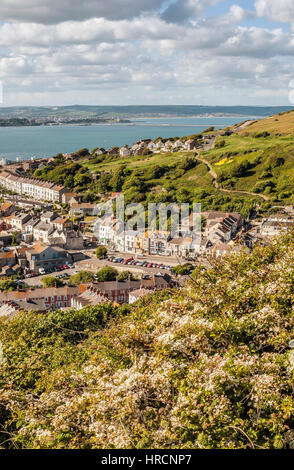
xmin=1 ymin=231 xmax=294 ymax=449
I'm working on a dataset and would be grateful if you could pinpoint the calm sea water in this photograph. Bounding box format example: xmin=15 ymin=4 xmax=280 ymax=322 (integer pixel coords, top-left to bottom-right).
xmin=0 ymin=114 xmax=283 ymax=161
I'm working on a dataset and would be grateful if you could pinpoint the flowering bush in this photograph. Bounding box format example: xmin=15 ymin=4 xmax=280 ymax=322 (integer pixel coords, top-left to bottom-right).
xmin=1 ymin=233 xmax=294 ymax=449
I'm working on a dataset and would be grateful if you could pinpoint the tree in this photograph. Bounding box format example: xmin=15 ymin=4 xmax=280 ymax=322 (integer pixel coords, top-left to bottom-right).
xmin=109 ymin=165 xmax=126 ymax=192
xmin=96 ymin=246 xmax=107 ymax=259
xmin=95 ymin=266 xmax=118 ymax=282
xmin=172 ymin=264 xmax=193 ymax=276
xmin=74 ymin=172 xmax=92 ymax=187
xmin=11 ymin=231 xmax=19 ymax=246
xmin=117 ymin=271 xmax=136 ymax=281
xmin=42 ymin=276 xmax=64 ymax=288
xmin=98 ymin=173 xmax=112 ymax=193
xmin=0 ymin=280 xmax=18 ymax=291
xmin=75 ymin=148 xmax=89 ymax=157
xmin=69 ymin=271 xmax=95 ymax=286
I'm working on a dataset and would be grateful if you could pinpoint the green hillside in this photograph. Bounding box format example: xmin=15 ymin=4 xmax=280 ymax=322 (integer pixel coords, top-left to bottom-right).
xmin=33 ymin=110 xmax=294 ymax=218
xmin=204 ymin=113 xmax=294 ymax=203
xmin=1 ymin=232 xmax=294 ymax=449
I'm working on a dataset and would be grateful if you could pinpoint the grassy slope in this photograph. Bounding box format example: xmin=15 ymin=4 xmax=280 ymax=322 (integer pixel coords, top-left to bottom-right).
xmin=29 ymin=110 xmax=294 ymax=216
xmin=81 ymin=110 xmax=294 ymax=207
xmin=203 ymin=111 xmax=294 ymax=201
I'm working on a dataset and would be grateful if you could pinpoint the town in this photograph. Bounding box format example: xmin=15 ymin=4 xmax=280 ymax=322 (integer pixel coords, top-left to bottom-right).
xmin=0 ymin=134 xmax=293 ymax=318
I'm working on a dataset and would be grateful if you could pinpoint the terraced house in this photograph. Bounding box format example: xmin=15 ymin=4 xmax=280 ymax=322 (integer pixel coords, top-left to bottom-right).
xmin=0 ymin=169 xmax=69 ymax=202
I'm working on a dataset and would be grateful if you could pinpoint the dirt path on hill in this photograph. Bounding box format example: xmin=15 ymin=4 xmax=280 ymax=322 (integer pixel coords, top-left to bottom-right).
xmin=233 ymin=120 xmax=255 ymax=133
xmin=195 ymin=154 xmax=270 ymax=201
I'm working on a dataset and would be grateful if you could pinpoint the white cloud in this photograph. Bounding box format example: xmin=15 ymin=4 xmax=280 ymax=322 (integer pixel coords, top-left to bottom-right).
xmin=255 ymin=0 xmax=294 ymax=23
xmin=0 ymin=0 xmax=165 ymax=23
xmin=0 ymin=0 xmax=292 ymax=106
xmin=161 ymin=0 xmax=220 ymax=23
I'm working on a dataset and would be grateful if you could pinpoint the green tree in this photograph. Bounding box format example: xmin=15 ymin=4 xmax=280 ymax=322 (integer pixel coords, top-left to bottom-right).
xmin=95 ymin=266 xmax=118 ymax=282
xmin=0 ymin=280 xmax=18 ymax=291
xmin=42 ymin=276 xmax=64 ymax=288
xmin=11 ymin=232 xmax=19 ymax=246
xmin=109 ymin=165 xmax=126 ymax=192
xmin=74 ymin=172 xmax=92 ymax=187
xmin=117 ymin=271 xmax=136 ymax=281
xmin=69 ymin=271 xmax=95 ymax=285
xmin=75 ymin=148 xmax=89 ymax=157
xmin=98 ymin=173 xmax=112 ymax=193
xmin=172 ymin=264 xmax=193 ymax=276
xmin=96 ymin=246 xmax=107 ymax=259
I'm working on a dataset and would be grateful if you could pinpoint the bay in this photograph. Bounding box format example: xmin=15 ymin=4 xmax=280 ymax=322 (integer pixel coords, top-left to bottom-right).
xmin=0 ymin=113 xmax=288 ymax=161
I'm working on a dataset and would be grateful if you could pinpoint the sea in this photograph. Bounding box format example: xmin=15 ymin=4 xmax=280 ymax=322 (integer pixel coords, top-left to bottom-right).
xmin=0 ymin=106 xmax=292 ymax=161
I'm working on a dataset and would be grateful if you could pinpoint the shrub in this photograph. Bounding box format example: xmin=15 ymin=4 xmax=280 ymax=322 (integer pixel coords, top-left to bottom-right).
xmin=96 ymin=246 xmax=107 ymax=259
xmin=42 ymin=277 xmax=64 ymax=288
xmin=95 ymin=266 xmax=118 ymax=282
xmin=69 ymin=271 xmax=95 ymax=285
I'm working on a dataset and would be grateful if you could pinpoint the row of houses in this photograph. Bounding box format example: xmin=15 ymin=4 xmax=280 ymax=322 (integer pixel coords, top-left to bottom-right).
xmin=0 ymin=169 xmax=71 ymax=203
xmin=72 ymin=275 xmax=171 ymax=309
xmin=0 ymin=274 xmax=172 ymax=318
xmin=93 ymin=137 xmax=203 ymax=159
xmin=253 ymin=214 xmax=294 ymax=238
xmin=95 ymin=211 xmax=243 ymax=258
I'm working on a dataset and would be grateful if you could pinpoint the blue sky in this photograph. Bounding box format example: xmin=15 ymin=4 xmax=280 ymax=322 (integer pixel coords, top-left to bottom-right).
xmin=0 ymin=0 xmax=293 ymax=106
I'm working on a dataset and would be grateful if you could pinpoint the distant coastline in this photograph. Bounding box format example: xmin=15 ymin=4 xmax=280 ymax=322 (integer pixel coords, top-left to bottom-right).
xmin=0 ymin=106 xmax=291 ymax=161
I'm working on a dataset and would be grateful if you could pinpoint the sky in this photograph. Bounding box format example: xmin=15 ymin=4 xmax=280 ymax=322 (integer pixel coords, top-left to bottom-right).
xmin=0 ymin=0 xmax=294 ymax=106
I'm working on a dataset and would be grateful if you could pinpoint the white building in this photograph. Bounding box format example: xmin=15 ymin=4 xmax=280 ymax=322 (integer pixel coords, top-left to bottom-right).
xmin=119 ymin=147 xmax=131 ymax=157
xmin=0 ymin=170 xmax=69 ymax=203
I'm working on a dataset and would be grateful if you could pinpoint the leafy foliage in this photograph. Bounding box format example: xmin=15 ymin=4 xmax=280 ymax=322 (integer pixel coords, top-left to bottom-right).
xmin=69 ymin=271 xmax=95 ymax=285
xmin=1 ymin=233 xmax=294 ymax=448
xmin=42 ymin=276 xmax=64 ymax=288
xmin=96 ymin=246 xmax=107 ymax=259
xmin=95 ymin=266 xmax=118 ymax=282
